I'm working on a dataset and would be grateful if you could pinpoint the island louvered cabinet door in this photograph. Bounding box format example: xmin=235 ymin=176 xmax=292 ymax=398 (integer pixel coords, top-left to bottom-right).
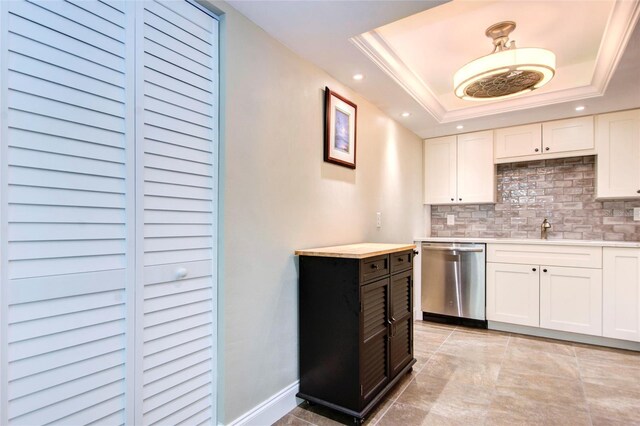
xmin=389 ymin=270 xmax=413 ymax=378
xmin=360 ymin=278 xmax=390 ymax=403
xmin=0 ymin=1 xmax=218 ymax=425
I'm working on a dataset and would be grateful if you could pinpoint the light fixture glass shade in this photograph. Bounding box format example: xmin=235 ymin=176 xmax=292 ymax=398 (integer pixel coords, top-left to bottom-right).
xmin=454 ymin=47 xmax=556 ymax=101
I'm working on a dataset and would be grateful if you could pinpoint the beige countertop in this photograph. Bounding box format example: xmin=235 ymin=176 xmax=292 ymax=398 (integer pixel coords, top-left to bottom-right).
xmin=414 ymin=237 xmax=640 ymax=248
xmin=295 ymin=243 xmax=416 ymax=259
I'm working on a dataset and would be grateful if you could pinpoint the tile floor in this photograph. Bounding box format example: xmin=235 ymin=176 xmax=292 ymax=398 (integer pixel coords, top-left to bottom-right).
xmin=274 ymin=320 xmax=640 ymax=426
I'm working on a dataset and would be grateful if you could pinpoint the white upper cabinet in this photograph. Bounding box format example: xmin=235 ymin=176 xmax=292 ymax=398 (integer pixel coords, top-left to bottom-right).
xmin=424 ymin=131 xmax=495 ymax=205
xmin=423 ymin=136 xmax=457 ymax=204
xmin=494 ymin=116 xmax=595 ymax=163
xmin=495 ymin=123 xmax=542 ymax=160
xmin=457 ymin=131 xmax=496 ymax=203
xmin=543 ymin=116 xmax=595 ymax=154
xmin=596 ymin=109 xmax=640 ymax=199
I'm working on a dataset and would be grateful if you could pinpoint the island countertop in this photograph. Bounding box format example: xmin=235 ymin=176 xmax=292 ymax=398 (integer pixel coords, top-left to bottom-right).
xmin=295 ymin=243 xmax=416 ymax=259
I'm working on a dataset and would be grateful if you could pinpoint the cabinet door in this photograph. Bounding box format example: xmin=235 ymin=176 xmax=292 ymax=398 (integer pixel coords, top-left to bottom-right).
xmin=543 ymin=116 xmax=594 ymax=154
xmin=487 ymin=263 xmax=539 ymax=327
xmin=603 ymin=248 xmax=640 ymax=342
xmin=540 ymin=266 xmax=602 ymax=336
xmin=457 ymin=131 xmax=495 ymax=204
xmin=596 ymin=109 xmax=640 ymax=199
xmin=360 ymin=279 xmax=390 ymax=403
xmin=494 ymin=123 xmax=542 ymax=160
xmin=424 ymin=136 xmax=457 ymax=204
xmin=389 ymin=270 xmax=413 ymax=378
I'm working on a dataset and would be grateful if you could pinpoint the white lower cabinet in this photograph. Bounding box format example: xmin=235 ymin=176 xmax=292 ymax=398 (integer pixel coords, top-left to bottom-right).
xmin=487 ymin=263 xmax=540 ymax=327
xmin=603 ymin=248 xmax=640 ymax=342
xmin=540 ymin=266 xmax=602 ymax=335
xmin=487 ymin=243 xmax=604 ymax=338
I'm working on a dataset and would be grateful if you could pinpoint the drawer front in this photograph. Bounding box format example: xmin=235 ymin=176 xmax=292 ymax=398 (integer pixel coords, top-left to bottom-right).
xmin=487 ymin=244 xmax=602 ymax=269
xmin=390 ymin=250 xmax=413 ymax=273
xmin=361 ymin=255 xmax=389 ymax=282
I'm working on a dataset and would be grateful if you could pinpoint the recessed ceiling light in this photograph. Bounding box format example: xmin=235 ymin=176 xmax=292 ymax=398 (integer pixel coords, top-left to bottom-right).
xmin=456 ymin=125 xmax=464 ymax=130
xmin=575 ymin=106 xmax=585 ymax=111
xmin=352 ymin=74 xmax=364 ymax=81
xmin=401 ymin=112 xmax=411 ymax=117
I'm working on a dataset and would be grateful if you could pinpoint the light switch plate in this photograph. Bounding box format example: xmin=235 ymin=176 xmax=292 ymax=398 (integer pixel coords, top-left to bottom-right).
xmin=634 ymin=208 xmax=640 ymax=221
xmin=447 ymin=215 xmax=455 ymax=226
xmin=376 ymin=212 xmax=382 ymax=228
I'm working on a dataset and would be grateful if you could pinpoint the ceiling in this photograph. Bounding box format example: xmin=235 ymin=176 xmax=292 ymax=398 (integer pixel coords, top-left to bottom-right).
xmin=227 ymin=0 xmax=640 ymax=139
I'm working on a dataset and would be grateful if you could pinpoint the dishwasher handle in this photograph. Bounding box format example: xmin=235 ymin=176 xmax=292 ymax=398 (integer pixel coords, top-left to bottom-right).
xmin=421 ymin=245 xmax=484 ymax=253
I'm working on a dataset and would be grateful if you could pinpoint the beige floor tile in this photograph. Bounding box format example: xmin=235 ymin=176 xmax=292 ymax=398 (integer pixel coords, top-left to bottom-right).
xmin=485 ymin=394 xmax=591 ymax=426
xmin=578 ymin=358 xmax=640 ymax=392
xmin=289 ymin=404 xmax=352 ymax=426
xmin=277 ymin=324 xmax=640 ymax=426
xmin=420 ymin=352 xmax=501 ymax=388
xmin=502 ymin=346 xmax=581 ymax=379
xmin=583 ymin=382 xmax=640 ymax=425
xmin=574 ymin=344 xmax=640 ymax=367
xmin=273 ymin=413 xmax=316 ymax=426
xmin=509 ymin=334 xmax=575 ymax=356
xmin=394 ymin=374 xmax=448 ymax=411
xmin=495 ymin=367 xmax=586 ymax=406
xmin=375 ymin=402 xmax=431 ymax=426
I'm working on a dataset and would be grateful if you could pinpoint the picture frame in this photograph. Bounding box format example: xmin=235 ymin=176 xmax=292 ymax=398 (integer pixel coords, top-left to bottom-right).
xmin=324 ymin=87 xmax=357 ymax=169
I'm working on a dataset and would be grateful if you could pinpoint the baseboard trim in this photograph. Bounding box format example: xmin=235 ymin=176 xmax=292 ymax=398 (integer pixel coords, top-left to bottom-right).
xmin=227 ymin=380 xmax=301 ymax=426
xmin=489 ymin=321 xmax=640 ymax=351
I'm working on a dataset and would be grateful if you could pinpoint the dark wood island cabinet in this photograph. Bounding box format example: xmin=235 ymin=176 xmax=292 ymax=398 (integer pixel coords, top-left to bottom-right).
xmin=295 ymin=243 xmax=417 ymax=424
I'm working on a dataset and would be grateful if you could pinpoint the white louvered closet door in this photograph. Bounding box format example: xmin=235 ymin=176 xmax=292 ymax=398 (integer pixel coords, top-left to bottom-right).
xmin=0 ymin=0 xmax=136 ymax=424
xmin=135 ymin=1 xmax=218 ymax=425
xmin=0 ymin=1 xmax=218 ymax=425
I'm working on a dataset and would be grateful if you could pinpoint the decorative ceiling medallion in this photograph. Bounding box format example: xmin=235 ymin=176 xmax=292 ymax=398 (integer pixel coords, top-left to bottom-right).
xmin=453 ymin=21 xmax=556 ymax=101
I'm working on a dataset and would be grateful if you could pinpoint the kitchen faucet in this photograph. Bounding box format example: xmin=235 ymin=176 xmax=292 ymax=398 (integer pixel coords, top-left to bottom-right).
xmin=541 ymin=218 xmax=551 ymax=239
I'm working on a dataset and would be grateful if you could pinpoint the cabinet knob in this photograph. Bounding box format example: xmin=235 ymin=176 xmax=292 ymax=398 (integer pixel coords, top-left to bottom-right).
xmin=371 ymin=264 xmax=379 ymax=270
xmin=413 ymin=250 xmax=419 ymax=256
xmin=459 ymin=198 xmax=462 ymax=201
xmin=532 ymin=268 xmax=537 ymax=272
xmin=637 ymin=190 xmax=640 ymax=194
xmin=545 ymin=147 xmax=550 ymax=151
xmin=398 ymin=257 xmax=404 ymax=262
xmin=451 ymin=198 xmax=454 ymax=201
xmin=543 ymin=269 xmax=548 ymax=273
xmin=535 ymin=148 xmax=539 ymax=152
xmin=175 ymin=267 xmax=188 ymax=279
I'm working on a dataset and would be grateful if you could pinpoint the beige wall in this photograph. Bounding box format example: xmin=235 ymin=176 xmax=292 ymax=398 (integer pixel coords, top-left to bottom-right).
xmin=210 ymin=2 xmax=424 ymax=422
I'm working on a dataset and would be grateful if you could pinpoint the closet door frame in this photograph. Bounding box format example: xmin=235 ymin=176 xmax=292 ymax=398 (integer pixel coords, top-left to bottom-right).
xmin=1 ymin=1 xmax=9 ymax=421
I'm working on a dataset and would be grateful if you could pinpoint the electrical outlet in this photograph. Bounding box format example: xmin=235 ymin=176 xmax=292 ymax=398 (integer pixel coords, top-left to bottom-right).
xmin=634 ymin=208 xmax=640 ymax=221
xmin=447 ymin=215 xmax=455 ymax=226
xmin=376 ymin=212 xmax=382 ymax=228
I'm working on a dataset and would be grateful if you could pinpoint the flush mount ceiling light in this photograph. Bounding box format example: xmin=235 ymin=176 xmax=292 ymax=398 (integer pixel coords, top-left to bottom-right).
xmin=454 ymin=21 xmax=556 ymax=101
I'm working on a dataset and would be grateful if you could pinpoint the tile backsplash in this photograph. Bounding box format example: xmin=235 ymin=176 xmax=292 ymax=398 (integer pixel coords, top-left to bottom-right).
xmin=430 ymin=156 xmax=640 ymax=241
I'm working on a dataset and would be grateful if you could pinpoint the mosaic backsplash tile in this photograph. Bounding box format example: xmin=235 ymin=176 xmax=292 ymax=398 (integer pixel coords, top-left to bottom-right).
xmin=430 ymin=156 xmax=640 ymax=241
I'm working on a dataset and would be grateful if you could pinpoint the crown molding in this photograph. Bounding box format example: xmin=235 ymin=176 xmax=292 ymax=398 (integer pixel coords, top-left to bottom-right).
xmin=351 ymin=1 xmax=640 ymax=124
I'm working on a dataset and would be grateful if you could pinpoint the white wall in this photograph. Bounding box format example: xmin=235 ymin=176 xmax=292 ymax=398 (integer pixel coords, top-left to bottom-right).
xmin=210 ymin=2 xmax=424 ymax=423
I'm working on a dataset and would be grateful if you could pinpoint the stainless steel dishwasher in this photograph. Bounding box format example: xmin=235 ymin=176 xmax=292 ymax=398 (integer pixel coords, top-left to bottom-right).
xmin=421 ymin=242 xmax=486 ymax=325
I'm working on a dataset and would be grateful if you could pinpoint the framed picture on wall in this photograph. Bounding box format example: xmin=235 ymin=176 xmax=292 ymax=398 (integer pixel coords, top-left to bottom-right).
xmin=324 ymin=87 xmax=357 ymax=169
